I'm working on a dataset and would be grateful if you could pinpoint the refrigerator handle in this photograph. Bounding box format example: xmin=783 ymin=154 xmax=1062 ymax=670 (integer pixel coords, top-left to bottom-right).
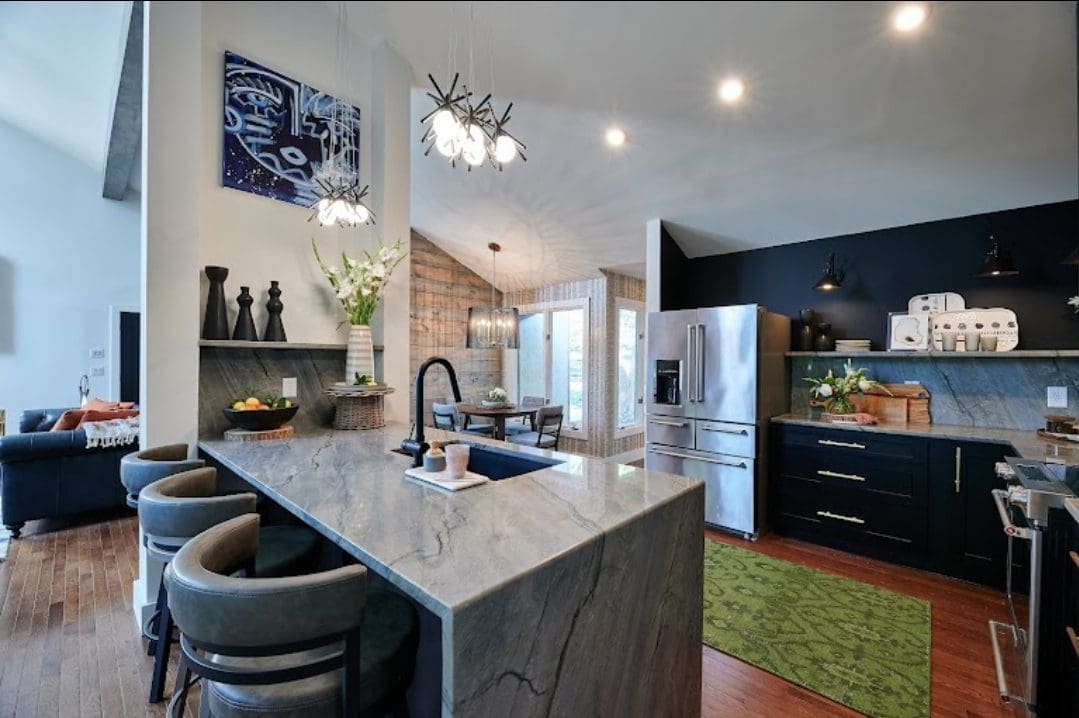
xmin=696 ymin=323 xmax=705 ymax=403
xmin=686 ymin=324 xmax=695 ymax=402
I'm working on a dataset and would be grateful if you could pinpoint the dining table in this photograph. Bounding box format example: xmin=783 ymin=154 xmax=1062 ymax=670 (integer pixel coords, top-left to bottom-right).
xmin=456 ymin=403 xmax=538 ymax=441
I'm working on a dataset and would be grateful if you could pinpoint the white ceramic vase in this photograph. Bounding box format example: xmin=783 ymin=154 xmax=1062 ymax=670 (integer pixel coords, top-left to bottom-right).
xmin=345 ymin=325 xmax=375 ymax=384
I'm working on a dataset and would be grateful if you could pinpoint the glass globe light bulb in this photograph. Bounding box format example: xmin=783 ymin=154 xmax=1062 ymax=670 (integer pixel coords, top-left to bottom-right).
xmin=462 ymin=125 xmax=486 ymax=166
xmin=494 ymin=134 xmax=517 ymax=163
xmin=432 ymin=109 xmax=458 ymax=139
xmin=354 ymin=203 xmax=370 ymax=223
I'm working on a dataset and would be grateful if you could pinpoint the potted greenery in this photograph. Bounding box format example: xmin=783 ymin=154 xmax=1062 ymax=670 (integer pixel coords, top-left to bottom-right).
xmin=313 ymin=238 xmax=406 ymax=383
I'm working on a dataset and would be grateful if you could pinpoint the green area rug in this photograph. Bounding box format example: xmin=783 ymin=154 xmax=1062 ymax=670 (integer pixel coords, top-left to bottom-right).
xmin=703 ymin=541 xmax=930 ymax=718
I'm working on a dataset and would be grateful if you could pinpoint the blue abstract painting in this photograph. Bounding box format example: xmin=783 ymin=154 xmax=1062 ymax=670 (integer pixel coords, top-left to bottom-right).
xmin=222 ymin=51 xmax=361 ymax=207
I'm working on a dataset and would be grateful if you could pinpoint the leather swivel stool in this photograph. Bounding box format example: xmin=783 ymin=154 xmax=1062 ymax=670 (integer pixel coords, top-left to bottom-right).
xmin=120 ymin=444 xmax=205 ymax=509
xmin=165 ymin=514 xmax=419 ymax=717
xmin=138 ymin=468 xmax=320 ymax=703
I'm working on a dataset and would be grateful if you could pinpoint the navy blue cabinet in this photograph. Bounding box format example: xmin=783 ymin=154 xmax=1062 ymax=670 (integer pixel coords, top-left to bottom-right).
xmin=771 ymin=424 xmax=1022 ymax=589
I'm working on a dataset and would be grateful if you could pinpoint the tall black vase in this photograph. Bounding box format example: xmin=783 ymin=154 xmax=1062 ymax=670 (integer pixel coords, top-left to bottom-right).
xmin=263 ymin=280 xmax=287 ymax=342
xmin=232 ymin=286 xmax=259 ymax=341
xmin=798 ymin=309 xmax=816 ymax=351
xmin=201 ymin=266 xmax=229 ymax=340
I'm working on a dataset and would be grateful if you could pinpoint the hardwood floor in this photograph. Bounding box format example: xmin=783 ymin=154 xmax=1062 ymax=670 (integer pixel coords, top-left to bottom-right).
xmin=0 ymin=513 xmax=1021 ymax=717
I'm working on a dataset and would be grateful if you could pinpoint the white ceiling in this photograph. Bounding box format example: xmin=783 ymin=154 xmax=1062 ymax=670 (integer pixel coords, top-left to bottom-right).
xmin=348 ymin=1 xmax=1078 ymax=291
xmin=0 ymin=2 xmax=130 ymax=173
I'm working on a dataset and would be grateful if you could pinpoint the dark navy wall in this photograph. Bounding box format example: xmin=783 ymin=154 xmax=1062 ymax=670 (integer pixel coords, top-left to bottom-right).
xmin=661 ymin=200 xmax=1079 ymax=349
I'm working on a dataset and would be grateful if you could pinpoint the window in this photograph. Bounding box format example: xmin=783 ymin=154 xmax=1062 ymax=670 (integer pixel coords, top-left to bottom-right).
xmin=615 ymin=298 xmax=645 ymax=435
xmin=515 ymin=299 xmax=590 ymax=436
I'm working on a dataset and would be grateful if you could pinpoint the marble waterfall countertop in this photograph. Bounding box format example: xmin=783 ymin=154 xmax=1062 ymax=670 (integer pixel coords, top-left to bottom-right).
xmin=198 ymin=424 xmax=703 ymax=619
xmin=772 ymin=413 xmax=1079 ymax=464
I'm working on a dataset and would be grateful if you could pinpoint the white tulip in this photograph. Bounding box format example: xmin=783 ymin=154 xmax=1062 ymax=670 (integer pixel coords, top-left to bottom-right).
xmin=817 ymin=384 xmax=833 ymax=398
xmin=858 ymin=379 xmax=872 ymax=392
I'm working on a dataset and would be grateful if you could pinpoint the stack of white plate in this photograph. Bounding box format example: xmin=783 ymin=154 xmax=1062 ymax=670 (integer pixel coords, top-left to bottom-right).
xmin=835 ymin=339 xmax=872 ymax=352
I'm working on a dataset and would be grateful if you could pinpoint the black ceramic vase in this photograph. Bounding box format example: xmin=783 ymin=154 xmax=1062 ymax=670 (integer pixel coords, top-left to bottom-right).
xmin=202 ymin=266 xmax=229 ymax=340
xmin=232 ymin=286 xmax=258 ymax=341
xmin=798 ymin=309 xmax=816 ymax=351
xmin=263 ymin=280 xmax=287 ymax=342
xmin=814 ymin=322 xmax=835 ymax=352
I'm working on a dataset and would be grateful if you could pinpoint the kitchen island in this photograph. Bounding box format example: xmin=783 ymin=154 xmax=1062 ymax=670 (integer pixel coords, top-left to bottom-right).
xmin=199 ymin=423 xmax=704 ymax=717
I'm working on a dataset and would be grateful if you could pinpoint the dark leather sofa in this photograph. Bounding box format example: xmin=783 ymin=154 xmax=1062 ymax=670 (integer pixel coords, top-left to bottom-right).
xmin=0 ymin=408 xmax=131 ymax=537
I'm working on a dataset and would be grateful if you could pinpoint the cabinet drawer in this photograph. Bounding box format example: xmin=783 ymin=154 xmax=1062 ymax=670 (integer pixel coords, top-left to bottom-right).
xmin=778 ymin=446 xmax=923 ymax=500
xmin=696 ymin=420 xmax=756 ymax=458
xmin=779 ymin=424 xmax=924 ymax=461
xmin=774 ymin=478 xmax=927 ymax=553
xmin=646 ymin=416 xmax=693 ymax=449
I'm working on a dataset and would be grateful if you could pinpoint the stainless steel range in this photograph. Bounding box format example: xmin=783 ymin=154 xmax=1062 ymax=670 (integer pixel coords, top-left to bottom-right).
xmin=990 ymin=457 xmax=1079 ymax=714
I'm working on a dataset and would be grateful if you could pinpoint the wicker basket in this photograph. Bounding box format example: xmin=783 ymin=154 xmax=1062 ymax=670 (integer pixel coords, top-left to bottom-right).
xmin=325 ymin=387 xmax=395 ymax=430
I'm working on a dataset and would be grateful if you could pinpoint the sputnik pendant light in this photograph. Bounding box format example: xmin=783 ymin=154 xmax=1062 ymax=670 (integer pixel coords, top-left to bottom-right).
xmin=420 ymin=2 xmax=526 ymax=171
xmin=467 ymin=243 xmax=520 ymax=349
xmin=307 ymin=2 xmax=375 ymax=228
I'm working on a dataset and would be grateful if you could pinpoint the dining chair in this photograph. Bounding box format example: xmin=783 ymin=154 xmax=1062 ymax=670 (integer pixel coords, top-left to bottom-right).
xmin=432 ymin=402 xmax=493 ymax=436
xmin=507 ymin=405 xmax=564 ymax=450
xmin=505 ymin=396 xmax=548 ymax=436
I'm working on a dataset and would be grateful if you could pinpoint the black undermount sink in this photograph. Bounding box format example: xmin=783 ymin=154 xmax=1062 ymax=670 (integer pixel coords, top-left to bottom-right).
xmin=393 ymin=442 xmax=562 ymax=481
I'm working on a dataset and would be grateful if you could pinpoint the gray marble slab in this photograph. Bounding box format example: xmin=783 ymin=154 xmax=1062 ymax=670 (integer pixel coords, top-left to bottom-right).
xmin=772 ymin=414 xmax=1079 ymax=464
xmin=198 ymin=424 xmax=704 ymax=716
xmin=789 ymin=355 xmax=1079 ymax=430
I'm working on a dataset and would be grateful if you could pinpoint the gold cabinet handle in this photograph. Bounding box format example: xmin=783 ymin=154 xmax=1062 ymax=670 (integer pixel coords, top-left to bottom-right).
xmin=1067 ymin=626 xmax=1079 ymax=660
xmin=816 ymin=469 xmax=867 ymax=482
xmin=954 ymin=446 xmax=962 ymax=494
xmin=816 ymin=510 xmax=865 ymax=525
xmin=817 ymin=439 xmax=865 ymax=449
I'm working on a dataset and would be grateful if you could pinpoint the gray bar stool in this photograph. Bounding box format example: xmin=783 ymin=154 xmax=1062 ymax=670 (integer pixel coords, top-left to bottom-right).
xmin=165 ymin=514 xmax=419 ymax=718
xmin=139 ymin=467 xmax=320 ymax=704
xmin=121 ymin=443 xmax=205 ymax=508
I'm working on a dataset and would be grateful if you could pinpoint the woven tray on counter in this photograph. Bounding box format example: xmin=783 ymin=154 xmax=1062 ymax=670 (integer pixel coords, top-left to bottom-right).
xmin=324 ymin=386 xmax=395 ymax=430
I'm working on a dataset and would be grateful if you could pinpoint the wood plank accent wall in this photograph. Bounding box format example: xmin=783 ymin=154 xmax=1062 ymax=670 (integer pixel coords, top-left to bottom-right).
xmin=409 ymin=231 xmax=503 ymax=423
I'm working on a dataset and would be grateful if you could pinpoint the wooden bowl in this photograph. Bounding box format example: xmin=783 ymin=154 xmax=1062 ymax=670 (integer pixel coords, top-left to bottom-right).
xmin=223 ymin=405 xmax=299 ymax=431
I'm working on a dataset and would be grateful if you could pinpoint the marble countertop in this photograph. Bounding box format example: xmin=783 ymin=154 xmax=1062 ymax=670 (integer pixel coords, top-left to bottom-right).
xmin=198 ymin=424 xmax=702 ymax=619
xmin=772 ymin=413 xmax=1079 ymax=464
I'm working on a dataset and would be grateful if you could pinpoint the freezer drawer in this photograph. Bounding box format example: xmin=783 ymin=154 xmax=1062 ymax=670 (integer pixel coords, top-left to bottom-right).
xmin=646 ymin=445 xmax=757 ymax=536
xmin=646 ymin=415 xmax=694 ymax=450
xmin=696 ymin=420 xmax=756 ymax=459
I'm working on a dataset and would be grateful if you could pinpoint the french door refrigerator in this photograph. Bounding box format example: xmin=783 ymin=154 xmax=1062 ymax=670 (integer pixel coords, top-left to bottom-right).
xmin=645 ymin=304 xmax=789 ymax=538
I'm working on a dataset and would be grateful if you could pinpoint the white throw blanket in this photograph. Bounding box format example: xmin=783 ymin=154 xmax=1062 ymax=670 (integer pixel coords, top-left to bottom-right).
xmin=83 ymin=416 xmax=140 ymax=449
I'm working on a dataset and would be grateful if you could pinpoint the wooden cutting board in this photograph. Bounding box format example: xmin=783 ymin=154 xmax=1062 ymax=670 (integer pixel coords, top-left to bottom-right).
xmin=851 ymin=384 xmax=932 ymax=424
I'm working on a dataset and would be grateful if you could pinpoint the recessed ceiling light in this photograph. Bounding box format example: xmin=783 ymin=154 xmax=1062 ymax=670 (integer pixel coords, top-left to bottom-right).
xmin=892 ymin=3 xmax=929 ymax=33
xmin=605 ymin=127 xmax=627 ymax=147
xmin=718 ymin=77 xmax=745 ymax=105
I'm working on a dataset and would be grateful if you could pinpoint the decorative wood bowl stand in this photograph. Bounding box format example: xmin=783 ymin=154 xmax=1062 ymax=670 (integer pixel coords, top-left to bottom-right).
xmin=325 ymin=386 xmax=396 ymax=430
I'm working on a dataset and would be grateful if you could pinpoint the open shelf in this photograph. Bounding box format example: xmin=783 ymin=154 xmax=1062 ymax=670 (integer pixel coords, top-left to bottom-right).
xmin=200 ymin=339 xmax=384 ymax=351
xmin=786 ymin=350 xmax=1079 ymax=359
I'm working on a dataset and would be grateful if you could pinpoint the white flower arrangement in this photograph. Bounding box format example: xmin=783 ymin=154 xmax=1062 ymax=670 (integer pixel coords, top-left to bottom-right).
xmin=804 ymin=360 xmax=889 ymax=414
xmin=1068 ymin=296 xmax=1079 ymax=314
xmin=312 ymin=238 xmax=406 ymax=326
xmin=488 ymin=387 xmax=508 ymax=403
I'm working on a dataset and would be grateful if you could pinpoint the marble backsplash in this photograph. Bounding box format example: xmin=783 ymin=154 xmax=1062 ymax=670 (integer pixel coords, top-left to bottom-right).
xmin=199 ymin=346 xmax=358 ymax=438
xmin=789 ymin=356 xmax=1079 ymax=430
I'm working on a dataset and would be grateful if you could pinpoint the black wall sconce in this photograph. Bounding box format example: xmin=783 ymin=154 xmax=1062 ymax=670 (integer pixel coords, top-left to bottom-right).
xmin=813 ymin=252 xmax=844 ymax=291
xmin=975 ymin=235 xmax=1019 ymax=277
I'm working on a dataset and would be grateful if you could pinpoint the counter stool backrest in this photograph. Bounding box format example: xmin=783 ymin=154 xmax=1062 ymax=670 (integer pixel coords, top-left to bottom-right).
xmin=120 ymin=443 xmax=204 ymax=507
xmin=137 ymin=467 xmax=256 ymax=557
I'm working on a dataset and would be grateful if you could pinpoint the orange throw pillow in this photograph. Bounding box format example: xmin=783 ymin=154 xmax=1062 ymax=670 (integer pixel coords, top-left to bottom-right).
xmin=50 ymin=410 xmax=85 ymax=431
xmin=82 ymin=398 xmax=125 ymax=412
xmin=76 ymin=409 xmax=139 ymax=428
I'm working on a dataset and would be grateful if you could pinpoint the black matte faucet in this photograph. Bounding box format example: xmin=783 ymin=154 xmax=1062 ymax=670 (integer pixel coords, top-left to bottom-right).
xmin=401 ymin=356 xmax=463 ymax=467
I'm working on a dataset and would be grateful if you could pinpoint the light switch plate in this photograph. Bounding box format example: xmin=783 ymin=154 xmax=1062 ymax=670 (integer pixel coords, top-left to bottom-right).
xmin=282 ymin=377 xmax=298 ymax=397
xmin=91 ymin=367 xmax=105 ymax=377
xmin=90 ymin=347 xmax=105 ymax=360
xmin=1047 ymin=386 xmax=1068 ymax=409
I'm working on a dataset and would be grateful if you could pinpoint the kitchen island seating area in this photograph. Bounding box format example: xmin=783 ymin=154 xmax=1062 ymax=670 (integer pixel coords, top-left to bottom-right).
xmin=136 ymin=465 xmax=321 ymax=703
xmin=120 ymin=443 xmax=205 ymax=508
xmin=165 ymin=514 xmax=419 ymax=718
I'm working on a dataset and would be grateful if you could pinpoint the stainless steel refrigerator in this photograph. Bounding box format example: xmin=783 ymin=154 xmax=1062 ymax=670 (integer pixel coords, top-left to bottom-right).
xmin=645 ymin=304 xmax=790 ymax=538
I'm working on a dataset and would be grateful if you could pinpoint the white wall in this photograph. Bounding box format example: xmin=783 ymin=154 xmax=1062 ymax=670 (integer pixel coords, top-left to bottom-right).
xmin=198 ymin=2 xmax=396 ymax=348
xmin=0 ymin=119 xmax=140 ymax=428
